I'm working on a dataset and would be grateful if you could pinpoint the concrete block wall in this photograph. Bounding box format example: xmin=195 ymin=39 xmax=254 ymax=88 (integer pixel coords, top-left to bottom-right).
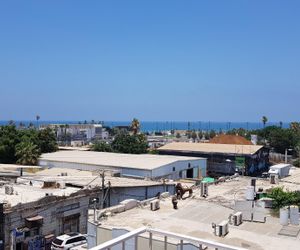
xmin=4 ymin=193 xmax=91 ymax=249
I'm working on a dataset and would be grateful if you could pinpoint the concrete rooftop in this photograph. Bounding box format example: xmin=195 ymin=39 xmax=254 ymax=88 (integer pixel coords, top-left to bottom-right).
xmin=19 ymin=167 xmax=174 ymax=188
xmin=94 ymin=175 xmax=300 ymax=250
xmin=0 ymin=182 xmax=80 ymax=207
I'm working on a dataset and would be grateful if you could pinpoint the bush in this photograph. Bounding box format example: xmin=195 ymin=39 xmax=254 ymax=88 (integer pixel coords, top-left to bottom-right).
xmin=92 ymin=141 xmax=112 ymax=152
xmin=293 ymin=159 xmax=300 ymax=168
xmin=268 ymin=187 xmax=300 ymax=210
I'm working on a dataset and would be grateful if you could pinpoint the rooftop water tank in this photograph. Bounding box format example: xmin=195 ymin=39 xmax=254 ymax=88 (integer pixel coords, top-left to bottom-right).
xmin=280 ymin=207 xmax=289 ymax=226
xmin=290 ymin=205 xmax=299 ymax=225
xmin=245 ymin=186 xmax=255 ymax=201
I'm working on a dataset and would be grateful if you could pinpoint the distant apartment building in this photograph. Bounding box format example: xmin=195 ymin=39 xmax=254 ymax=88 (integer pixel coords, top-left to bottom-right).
xmin=40 ymin=124 xmax=109 ymax=144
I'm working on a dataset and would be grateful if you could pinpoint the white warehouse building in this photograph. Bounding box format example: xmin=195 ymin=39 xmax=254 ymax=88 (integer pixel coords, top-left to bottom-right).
xmin=39 ymin=151 xmax=207 ymax=180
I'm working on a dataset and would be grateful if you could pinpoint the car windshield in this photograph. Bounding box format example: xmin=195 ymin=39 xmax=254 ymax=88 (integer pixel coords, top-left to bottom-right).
xmin=53 ymin=238 xmax=64 ymax=246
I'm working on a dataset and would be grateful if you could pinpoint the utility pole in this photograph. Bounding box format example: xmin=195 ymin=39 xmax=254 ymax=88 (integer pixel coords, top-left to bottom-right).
xmin=100 ymin=171 xmax=105 ymax=209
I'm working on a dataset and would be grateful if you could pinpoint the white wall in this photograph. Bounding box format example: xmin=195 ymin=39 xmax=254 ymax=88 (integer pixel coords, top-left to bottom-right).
xmin=38 ymin=158 xmax=206 ymax=180
xmin=152 ymin=159 xmax=207 ymax=179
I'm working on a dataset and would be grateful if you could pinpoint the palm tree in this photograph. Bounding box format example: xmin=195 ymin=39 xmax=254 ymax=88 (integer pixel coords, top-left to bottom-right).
xmin=15 ymin=141 xmax=40 ymax=165
xmin=36 ymin=115 xmax=40 ymax=129
xmin=131 ymin=118 xmax=140 ymax=135
xmin=262 ymin=116 xmax=268 ymax=144
xmin=262 ymin=116 xmax=268 ymax=128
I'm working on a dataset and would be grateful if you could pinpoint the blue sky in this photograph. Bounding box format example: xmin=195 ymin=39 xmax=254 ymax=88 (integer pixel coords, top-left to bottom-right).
xmin=0 ymin=1 xmax=299 ymax=122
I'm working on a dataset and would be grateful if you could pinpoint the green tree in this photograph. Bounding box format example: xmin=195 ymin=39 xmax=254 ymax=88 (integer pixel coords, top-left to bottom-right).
xmin=131 ymin=118 xmax=140 ymax=135
xmin=0 ymin=125 xmax=57 ymax=164
xmin=269 ymin=187 xmax=300 ymax=210
xmin=204 ymin=132 xmax=209 ymax=140
xmin=198 ymin=131 xmax=203 ymax=140
xmin=38 ymin=128 xmax=58 ymax=153
xmin=209 ymin=130 xmax=216 ymax=139
xmin=191 ymin=131 xmax=197 ymax=142
xmin=0 ymin=125 xmax=20 ymax=163
xmin=15 ymin=141 xmax=40 ymax=165
xmin=268 ymin=128 xmax=297 ymax=154
xmin=294 ymin=143 xmax=300 ymax=167
xmin=186 ymin=131 xmax=191 ymax=139
xmin=112 ymin=133 xmax=148 ymax=154
xmin=92 ymin=141 xmax=112 ymax=152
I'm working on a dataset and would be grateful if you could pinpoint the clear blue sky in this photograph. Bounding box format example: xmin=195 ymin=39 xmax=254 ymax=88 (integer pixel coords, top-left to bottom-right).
xmin=0 ymin=1 xmax=299 ymax=122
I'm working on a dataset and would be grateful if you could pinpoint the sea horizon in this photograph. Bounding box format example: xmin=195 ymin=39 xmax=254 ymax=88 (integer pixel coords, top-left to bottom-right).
xmin=0 ymin=120 xmax=291 ymax=132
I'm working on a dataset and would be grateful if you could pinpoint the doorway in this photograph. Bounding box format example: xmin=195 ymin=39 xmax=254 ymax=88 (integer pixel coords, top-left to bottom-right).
xmin=186 ymin=168 xmax=194 ymax=178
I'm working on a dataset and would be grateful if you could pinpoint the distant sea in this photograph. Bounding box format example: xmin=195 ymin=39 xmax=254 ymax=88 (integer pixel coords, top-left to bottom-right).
xmin=0 ymin=120 xmax=290 ymax=132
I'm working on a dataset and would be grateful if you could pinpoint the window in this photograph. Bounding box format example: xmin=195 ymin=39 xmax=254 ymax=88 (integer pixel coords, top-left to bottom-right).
xmin=53 ymin=239 xmax=63 ymax=246
xmin=66 ymin=236 xmax=84 ymax=245
xmin=173 ymin=167 xmax=175 ymax=172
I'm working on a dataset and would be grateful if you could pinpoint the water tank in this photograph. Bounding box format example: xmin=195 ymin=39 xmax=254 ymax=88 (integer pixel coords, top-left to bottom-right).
xmin=280 ymin=207 xmax=289 ymax=226
xmin=290 ymin=205 xmax=299 ymax=225
xmin=245 ymin=186 xmax=255 ymax=201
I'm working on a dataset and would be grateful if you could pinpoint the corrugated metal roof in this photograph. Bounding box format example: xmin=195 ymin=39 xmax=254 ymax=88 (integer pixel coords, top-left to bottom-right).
xmin=39 ymin=151 xmax=204 ymax=170
xmin=158 ymin=142 xmax=263 ymax=155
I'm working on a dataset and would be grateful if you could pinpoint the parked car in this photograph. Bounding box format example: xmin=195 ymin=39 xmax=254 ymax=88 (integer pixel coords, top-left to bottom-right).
xmin=51 ymin=232 xmax=87 ymax=250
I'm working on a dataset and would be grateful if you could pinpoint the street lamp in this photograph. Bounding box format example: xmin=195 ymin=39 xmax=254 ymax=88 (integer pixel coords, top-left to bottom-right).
xmin=285 ymin=148 xmax=293 ymax=164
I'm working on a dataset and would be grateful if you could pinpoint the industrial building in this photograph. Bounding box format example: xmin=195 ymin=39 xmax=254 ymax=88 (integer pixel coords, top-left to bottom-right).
xmin=158 ymin=142 xmax=269 ymax=176
xmin=0 ymin=168 xmax=175 ymax=250
xmin=39 ymin=151 xmax=207 ymax=180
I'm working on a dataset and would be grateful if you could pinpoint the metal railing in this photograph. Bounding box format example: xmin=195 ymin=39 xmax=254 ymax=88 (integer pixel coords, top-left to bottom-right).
xmin=89 ymin=226 xmax=246 ymax=250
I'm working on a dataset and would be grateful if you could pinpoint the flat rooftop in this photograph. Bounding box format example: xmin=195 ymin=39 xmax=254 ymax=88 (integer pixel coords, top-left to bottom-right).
xmin=1 ymin=167 xmax=173 ymax=208
xmin=0 ymin=182 xmax=80 ymax=207
xmin=158 ymin=142 xmax=264 ymax=155
xmin=39 ymin=151 xmax=204 ymax=170
xmin=95 ymin=180 xmax=300 ymax=250
xmin=19 ymin=167 xmax=174 ymax=188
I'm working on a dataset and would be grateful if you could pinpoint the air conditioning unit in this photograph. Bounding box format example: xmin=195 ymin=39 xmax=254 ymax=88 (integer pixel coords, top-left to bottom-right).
xmin=215 ymin=220 xmax=229 ymax=237
xmin=150 ymin=199 xmax=160 ymax=211
xmin=233 ymin=212 xmax=243 ymax=226
xmin=45 ymin=193 xmax=53 ymax=197
xmin=200 ymin=182 xmax=208 ymax=197
xmin=5 ymin=185 xmax=14 ymax=195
